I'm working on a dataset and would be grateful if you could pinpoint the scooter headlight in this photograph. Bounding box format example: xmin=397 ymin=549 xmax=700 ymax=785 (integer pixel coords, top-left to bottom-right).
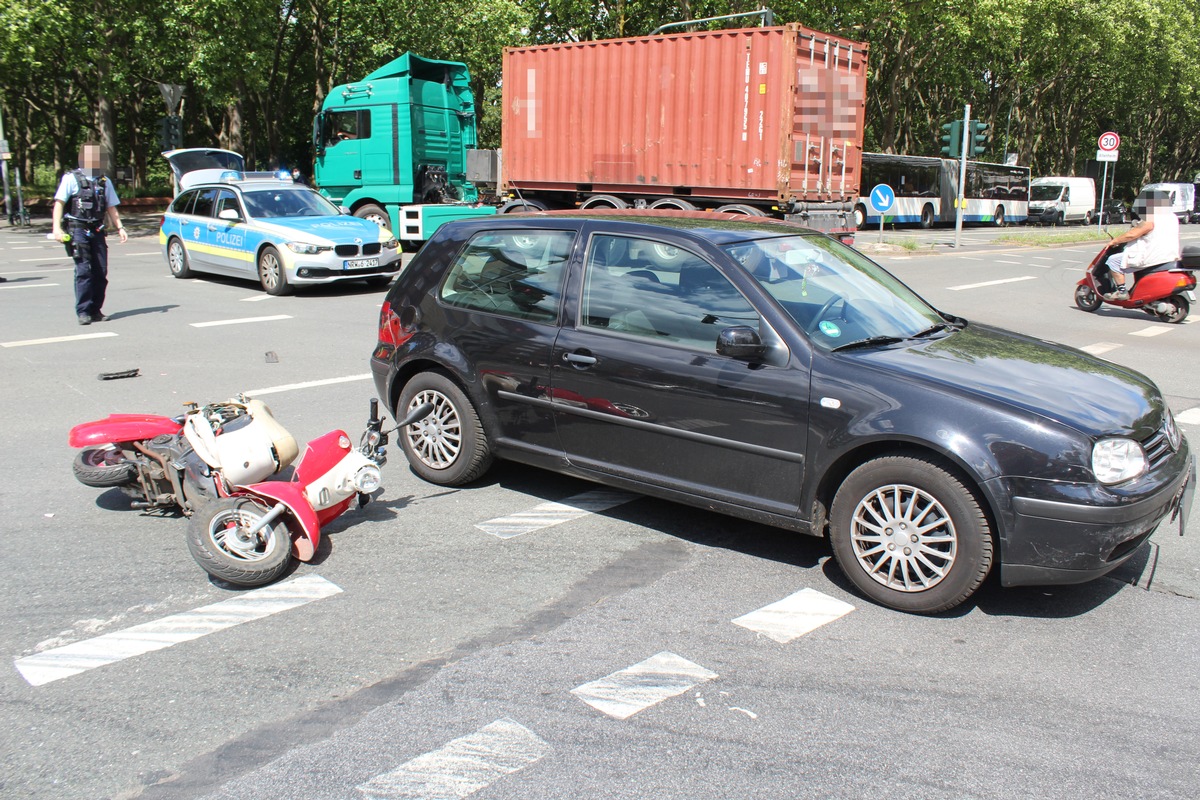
xmin=352 ymin=464 xmax=383 ymax=493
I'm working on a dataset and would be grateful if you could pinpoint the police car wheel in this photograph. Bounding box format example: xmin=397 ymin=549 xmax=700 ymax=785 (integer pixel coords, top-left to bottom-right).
xmin=167 ymin=238 xmax=193 ymax=278
xmin=258 ymin=246 xmax=292 ymax=296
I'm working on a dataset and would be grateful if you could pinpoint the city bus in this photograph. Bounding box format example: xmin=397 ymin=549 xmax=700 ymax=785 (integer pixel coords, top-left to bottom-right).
xmin=855 ymin=153 xmax=1030 ymax=229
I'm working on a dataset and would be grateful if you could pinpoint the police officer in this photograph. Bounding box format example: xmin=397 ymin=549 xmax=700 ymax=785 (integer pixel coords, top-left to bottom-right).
xmin=51 ymin=143 xmax=128 ymax=325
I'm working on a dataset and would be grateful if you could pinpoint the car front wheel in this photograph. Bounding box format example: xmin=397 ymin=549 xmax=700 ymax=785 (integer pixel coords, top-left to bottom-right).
xmin=397 ymin=372 xmax=493 ymax=485
xmin=258 ymin=246 xmax=292 ymax=295
xmin=829 ymin=456 xmax=993 ymax=614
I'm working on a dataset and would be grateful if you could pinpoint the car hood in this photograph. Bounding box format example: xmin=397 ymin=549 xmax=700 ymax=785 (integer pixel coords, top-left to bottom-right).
xmin=255 ymin=216 xmax=392 ymax=243
xmin=856 ymin=323 xmax=1162 ymax=437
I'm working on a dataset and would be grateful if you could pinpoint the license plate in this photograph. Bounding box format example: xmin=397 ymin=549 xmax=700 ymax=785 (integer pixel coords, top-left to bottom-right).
xmin=343 ymin=258 xmax=379 ymax=270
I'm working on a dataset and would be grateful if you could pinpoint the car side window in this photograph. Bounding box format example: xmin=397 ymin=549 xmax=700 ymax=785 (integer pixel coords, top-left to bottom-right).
xmin=214 ymin=189 xmax=241 ymax=219
xmin=581 ymin=234 xmax=760 ymax=351
xmin=191 ymin=189 xmax=217 ymax=218
xmin=439 ymin=229 xmax=574 ymax=322
xmin=170 ymin=190 xmax=198 ymax=215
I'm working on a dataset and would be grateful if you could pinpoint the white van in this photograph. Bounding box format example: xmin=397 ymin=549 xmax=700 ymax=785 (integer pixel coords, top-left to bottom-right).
xmin=1133 ymin=182 xmax=1196 ymax=222
xmin=1028 ymin=177 xmax=1096 ymax=225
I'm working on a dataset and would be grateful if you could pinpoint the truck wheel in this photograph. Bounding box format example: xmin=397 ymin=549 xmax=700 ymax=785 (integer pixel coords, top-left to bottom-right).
xmin=499 ymin=199 xmax=548 ymax=214
xmin=829 ymin=456 xmax=993 ymax=614
xmin=355 ymin=204 xmax=389 ymax=227
xmin=397 ymin=371 xmax=492 ymax=486
xmin=853 ymin=205 xmax=867 ymax=230
xmin=714 ymin=204 xmax=766 ymax=216
xmin=648 ymin=198 xmax=697 ymax=211
xmin=580 ymin=194 xmax=627 ymax=210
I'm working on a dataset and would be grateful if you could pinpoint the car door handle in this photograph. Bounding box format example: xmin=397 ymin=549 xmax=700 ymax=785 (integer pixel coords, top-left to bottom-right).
xmin=207 ymin=224 xmax=218 ymax=231
xmin=354 ymin=170 xmax=362 ymax=179
xmin=562 ymin=352 xmax=597 ymax=366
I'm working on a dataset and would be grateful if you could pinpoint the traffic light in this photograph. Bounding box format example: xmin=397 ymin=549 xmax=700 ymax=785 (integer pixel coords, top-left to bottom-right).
xmin=940 ymin=121 xmax=962 ymax=158
xmin=167 ymin=115 xmax=183 ymax=149
xmin=969 ymin=120 xmax=989 ymax=157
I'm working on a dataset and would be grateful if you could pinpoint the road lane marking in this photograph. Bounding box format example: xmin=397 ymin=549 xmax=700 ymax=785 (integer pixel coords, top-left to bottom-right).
xmin=994 ymin=260 xmax=1021 ymax=265
xmin=1129 ymin=327 xmax=1171 ymax=337
xmin=244 ymin=373 xmax=371 ymax=396
xmin=0 ymin=268 xmax=74 ymax=275
xmin=355 ymin=719 xmax=549 ymax=800
xmin=14 ymin=575 xmax=342 ymax=686
xmin=18 ymin=256 xmax=70 ymax=262
xmin=239 ymin=294 xmax=274 ymax=302
xmin=190 ymin=314 xmax=292 ymax=328
xmin=1080 ymin=342 xmax=1122 ymax=356
xmin=1031 ymin=255 xmax=1054 ymax=260
xmin=731 ymin=588 xmax=855 ymax=643
xmin=1176 ymin=407 xmax=1200 ymax=426
xmin=571 ymin=652 xmax=718 ymax=720
xmin=126 ymin=251 xmax=161 ymax=256
xmin=1 ymin=331 xmax=116 ymax=348
xmin=0 ymin=282 xmax=60 ymax=290
xmin=475 ymin=489 xmax=638 ymax=539
xmin=948 ymin=276 xmax=1037 ymax=291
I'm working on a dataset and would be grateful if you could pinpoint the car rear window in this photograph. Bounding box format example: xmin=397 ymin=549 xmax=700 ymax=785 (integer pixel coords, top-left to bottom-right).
xmin=439 ymin=230 xmax=575 ymax=322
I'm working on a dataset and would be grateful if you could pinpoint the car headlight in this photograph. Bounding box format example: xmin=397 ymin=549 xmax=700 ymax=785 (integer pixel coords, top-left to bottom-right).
xmin=286 ymin=241 xmax=333 ymax=254
xmin=352 ymin=464 xmax=383 ymax=493
xmin=382 ymin=237 xmax=399 ymax=250
xmin=1092 ymin=438 xmax=1148 ymax=484
xmin=1164 ymin=407 xmax=1182 ymax=451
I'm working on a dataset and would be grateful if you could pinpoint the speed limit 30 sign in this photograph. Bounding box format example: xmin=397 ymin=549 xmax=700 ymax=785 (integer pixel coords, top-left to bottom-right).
xmin=1098 ymin=132 xmax=1120 ymax=152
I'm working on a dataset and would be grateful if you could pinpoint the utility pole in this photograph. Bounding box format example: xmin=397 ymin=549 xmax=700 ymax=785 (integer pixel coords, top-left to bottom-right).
xmin=0 ymin=106 xmax=12 ymax=224
xmin=954 ymin=104 xmax=971 ymax=248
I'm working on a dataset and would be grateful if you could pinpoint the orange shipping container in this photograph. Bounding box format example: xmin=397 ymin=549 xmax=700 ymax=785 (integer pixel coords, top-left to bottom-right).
xmin=501 ymin=24 xmax=869 ymax=211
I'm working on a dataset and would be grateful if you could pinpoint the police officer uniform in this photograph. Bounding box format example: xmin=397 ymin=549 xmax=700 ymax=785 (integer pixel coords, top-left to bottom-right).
xmin=54 ymin=169 xmax=121 ymax=322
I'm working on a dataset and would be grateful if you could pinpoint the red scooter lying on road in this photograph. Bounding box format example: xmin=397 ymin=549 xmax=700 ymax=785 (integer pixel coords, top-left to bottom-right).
xmin=69 ymin=396 xmax=430 ymax=586
xmin=1075 ymin=241 xmax=1200 ymax=323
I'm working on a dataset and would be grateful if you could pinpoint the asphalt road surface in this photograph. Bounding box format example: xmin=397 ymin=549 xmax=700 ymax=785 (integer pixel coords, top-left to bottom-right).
xmin=1 ymin=219 xmax=1197 ymax=799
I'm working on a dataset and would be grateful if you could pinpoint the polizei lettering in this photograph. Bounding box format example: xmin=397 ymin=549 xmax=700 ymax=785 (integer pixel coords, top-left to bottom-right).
xmin=215 ymin=231 xmax=245 ymax=247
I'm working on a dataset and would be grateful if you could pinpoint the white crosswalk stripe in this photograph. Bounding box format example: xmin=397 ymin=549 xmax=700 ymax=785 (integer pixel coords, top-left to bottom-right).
xmin=571 ymin=651 xmax=718 ymax=720
xmin=14 ymin=575 xmax=342 ymax=686
xmin=732 ymin=588 xmax=855 ymax=643
xmin=355 ymin=718 xmax=549 ymax=800
xmin=475 ymin=489 xmax=638 ymax=538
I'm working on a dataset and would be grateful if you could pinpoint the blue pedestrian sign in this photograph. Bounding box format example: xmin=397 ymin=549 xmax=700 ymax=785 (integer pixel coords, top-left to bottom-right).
xmin=869 ymin=184 xmax=895 ymax=213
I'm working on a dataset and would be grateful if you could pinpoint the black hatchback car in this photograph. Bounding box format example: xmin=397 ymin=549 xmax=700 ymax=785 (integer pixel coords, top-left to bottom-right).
xmin=370 ymin=211 xmax=1194 ymax=613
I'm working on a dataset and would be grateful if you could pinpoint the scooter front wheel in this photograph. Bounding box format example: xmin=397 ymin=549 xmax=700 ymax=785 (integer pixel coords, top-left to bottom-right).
xmin=1074 ymin=283 xmax=1102 ymax=312
xmin=187 ymin=498 xmax=292 ymax=587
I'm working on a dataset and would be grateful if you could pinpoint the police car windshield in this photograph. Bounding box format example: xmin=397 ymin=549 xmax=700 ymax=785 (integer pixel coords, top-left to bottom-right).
xmin=241 ymin=188 xmax=340 ymax=219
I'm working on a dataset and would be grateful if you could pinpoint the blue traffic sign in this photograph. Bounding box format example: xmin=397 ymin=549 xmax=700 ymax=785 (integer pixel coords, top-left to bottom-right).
xmin=869 ymin=184 xmax=895 ymax=213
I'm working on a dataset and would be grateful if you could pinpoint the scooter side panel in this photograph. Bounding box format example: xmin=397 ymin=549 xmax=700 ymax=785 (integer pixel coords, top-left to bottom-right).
xmin=68 ymin=415 xmax=182 ymax=447
xmin=293 ymin=430 xmax=353 ymax=484
xmin=237 ymin=482 xmax=322 ymax=562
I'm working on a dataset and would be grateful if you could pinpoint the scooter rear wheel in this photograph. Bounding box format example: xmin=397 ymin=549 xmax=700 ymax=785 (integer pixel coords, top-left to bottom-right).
xmin=72 ymin=447 xmax=137 ymax=487
xmin=187 ymin=497 xmax=292 ymax=587
xmin=1157 ymin=294 xmax=1190 ymax=323
xmin=1074 ymin=283 xmax=1103 ymax=312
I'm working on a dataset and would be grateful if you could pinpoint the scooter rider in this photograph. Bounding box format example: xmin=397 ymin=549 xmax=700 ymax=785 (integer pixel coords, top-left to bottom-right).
xmin=1104 ymin=189 xmax=1179 ymax=299
xmin=51 ymin=143 xmax=128 ymax=325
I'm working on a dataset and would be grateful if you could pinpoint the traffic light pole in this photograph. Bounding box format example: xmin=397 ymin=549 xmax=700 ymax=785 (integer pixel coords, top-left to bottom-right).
xmin=954 ymin=104 xmax=971 ymax=249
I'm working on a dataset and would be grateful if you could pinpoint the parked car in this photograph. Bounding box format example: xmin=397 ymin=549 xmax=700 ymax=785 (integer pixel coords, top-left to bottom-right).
xmin=1028 ymin=176 xmax=1096 ymax=225
xmin=369 ymin=211 xmax=1194 ymax=613
xmin=159 ymin=150 xmax=401 ymax=294
xmin=1096 ymin=200 xmax=1128 ymax=225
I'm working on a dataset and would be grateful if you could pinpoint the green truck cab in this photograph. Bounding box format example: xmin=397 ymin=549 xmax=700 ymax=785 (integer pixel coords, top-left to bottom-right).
xmin=313 ymin=53 xmax=495 ymax=246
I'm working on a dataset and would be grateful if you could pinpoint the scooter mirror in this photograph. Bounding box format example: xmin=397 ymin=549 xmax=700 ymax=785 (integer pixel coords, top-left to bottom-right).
xmin=397 ymin=402 xmax=434 ymax=428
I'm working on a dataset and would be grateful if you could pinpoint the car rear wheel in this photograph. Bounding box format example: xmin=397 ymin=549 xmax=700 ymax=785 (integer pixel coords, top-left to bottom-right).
xmin=829 ymin=456 xmax=993 ymax=614
xmin=167 ymin=238 xmax=193 ymax=278
xmin=398 ymin=372 xmax=492 ymax=485
xmin=258 ymin=246 xmax=292 ymax=296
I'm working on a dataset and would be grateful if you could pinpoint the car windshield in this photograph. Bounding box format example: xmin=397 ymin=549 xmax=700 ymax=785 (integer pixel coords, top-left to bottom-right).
xmin=722 ymin=235 xmax=948 ymax=351
xmin=1030 ymin=185 xmax=1063 ymax=202
xmin=241 ymin=188 xmax=340 ymax=218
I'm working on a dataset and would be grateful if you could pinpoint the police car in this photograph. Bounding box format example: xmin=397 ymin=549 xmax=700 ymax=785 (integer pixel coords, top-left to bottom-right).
xmin=159 ymin=149 xmax=401 ymax=294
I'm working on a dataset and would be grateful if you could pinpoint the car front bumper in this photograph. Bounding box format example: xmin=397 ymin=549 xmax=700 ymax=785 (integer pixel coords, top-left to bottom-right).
xmin=995 ymin=453 xmax=1195 ymax=587
xmin=287 ymin=250 xmax=402 ymax=284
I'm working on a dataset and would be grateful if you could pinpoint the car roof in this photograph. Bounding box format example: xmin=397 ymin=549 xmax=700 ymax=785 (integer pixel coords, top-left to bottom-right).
xmin=461 ymin=209 xmax=819 ymax=245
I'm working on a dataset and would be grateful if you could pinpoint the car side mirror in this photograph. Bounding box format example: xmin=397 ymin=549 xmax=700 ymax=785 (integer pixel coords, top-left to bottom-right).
xmin=218 ymin=208 xmax=241 ymax=222
xmin=716 ymin=326 xmax=765 ymax=361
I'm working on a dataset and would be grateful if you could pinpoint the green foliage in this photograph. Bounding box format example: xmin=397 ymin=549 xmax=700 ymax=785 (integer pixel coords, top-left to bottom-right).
xmin=1 ymin=0 xmax=1199 ymax=198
